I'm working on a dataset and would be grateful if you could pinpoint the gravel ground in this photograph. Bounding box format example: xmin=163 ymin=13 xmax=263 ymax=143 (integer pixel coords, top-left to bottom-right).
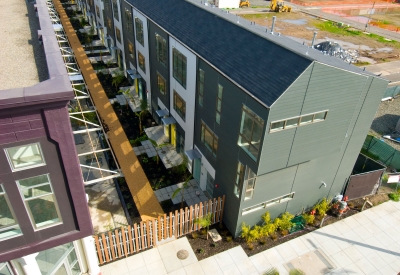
xmin=0 ymin=0 xmax=48 ymax=90
xmin=370 ymin=97 xmax=400 ymax=150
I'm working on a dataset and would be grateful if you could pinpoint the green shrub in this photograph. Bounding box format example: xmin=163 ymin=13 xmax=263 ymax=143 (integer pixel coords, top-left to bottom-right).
xmin=388 ymin=192 xmax=400 ymax=202
xmin=302 ymin=213 xmax=315 ymax=225
xmin=274 ymin=212 xmax=294 ymax=231
xmin=315 ymin=198 xmax=330 ymax=217
xmin=226 ymin=236 xmax=233 ymax=242
xmin=241 ymin=223 xmax=261 ymax=244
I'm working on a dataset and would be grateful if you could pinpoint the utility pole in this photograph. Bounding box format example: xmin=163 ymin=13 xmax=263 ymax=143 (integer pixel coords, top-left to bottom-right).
xmin=364 ymin=1 xmax=376 ymax=32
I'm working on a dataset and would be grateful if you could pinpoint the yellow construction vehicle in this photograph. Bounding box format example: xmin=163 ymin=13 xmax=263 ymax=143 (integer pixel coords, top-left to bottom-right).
xmin=270 ymin=0 xmax=292 ymax=12
xmin=239 ymin=0 xmax=250 ymax=8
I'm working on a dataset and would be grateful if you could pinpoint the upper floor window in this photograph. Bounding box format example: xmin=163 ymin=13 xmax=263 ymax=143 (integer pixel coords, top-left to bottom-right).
xmin=216 ymin=84 xmax=223 ymax=124
xmin=157 ymin=72 xmax=166 ymax=95
xmin=104 ymin=0 xmax=110 ymax=11
xmin=201 ymin=122 xmax=218 ymax=157
xmin=172 ymin=48 xmax=187 ymax=89
xmin=107 ymin=18 xmax=112 ymax=30
xmin=270 ymin=110 xmax=328 ymax=132
xmin=5 ymin=143 xmax=45 ymax=171
xmin=17 ymin=174 xmax=62 ymax=230
xmin=156 ymin=34 xmax=167 ymax=68
xmin=115 ymin=27 xmax=121 ymax=43
xmin=0 ymin=184 xmax=22 ymax=241
xmin=138 ymin=51 xmax=145 ymax=73
xmin=96 ymin=6 xmax=100 ymax=18
xmin=135 ymin=17 xmax=144 ymax=46
xmin=128 ymin=40 xmax=134 ymax=58
xmin=238 ymin=106 xmax=264 ymax=162
xmin=112 ymin=0 xmax=119 ymax=21
xmin=125 ymin=8 xmax=133 ymax=33
xmin=173 ymin=91 xmax=186 ymax=121
xmin=244 ymin=167 xmax=256 ymax=200
xmin=198 ymin=69 xmax=204 ymax=107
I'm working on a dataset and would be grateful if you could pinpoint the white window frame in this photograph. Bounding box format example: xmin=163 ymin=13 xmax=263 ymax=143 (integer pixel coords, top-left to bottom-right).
xmin=270 ymin=110 xmax=329 ymax=133
xmin=0 ymin=262 xmax=14 ymax=275
xmin=242 ymin=192 xmax=295 ymax=215
xmin=5 ymin=142 xmax=46 ymax=171
xmin=17 ymin=174 xmax=62 ymax=230
xmin=0 ymin=184 xmax=22 ymax=241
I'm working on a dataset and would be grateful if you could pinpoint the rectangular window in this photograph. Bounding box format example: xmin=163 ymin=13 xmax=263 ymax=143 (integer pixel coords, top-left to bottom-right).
xmin=128 ymin=41 xmax=134 ymax=58
xmin=172 ymin=48 xmax=187 ymax=89
xmin=17 ymin=175 xmax=61 ymax=229
xmin=0 ymin=262 xmax=14 ymax=275
xmin=135 ymin=17 xmax=144 ymax=46
xmin=200 ymin=122 xmax=218 ymax=157
xmin=270 ymin=111 xmax=328 ymax=132
xmin=96 ymin=6 xmax=100 ymax=18
xmin=238 ymin=106 xmax=265 ymax=162
xmin=125 ymin=8 xmax=133 ymax=33
xmin=234 ymin=162 xmax=245 ymax=198
xmin=155 ymin=34 xmax=167 ymax=68
xmin=112 ymin=0 xmax=119 ymax=21
xmin=138 ymin=51 xmax=145 ymax=73
xmin=216 ymin=84 xmax=223 ymax=124
xmin=244 ymin=168 xmax=256 ymax=200
xmin=157 ymin=72 xmax=166 ymax=95
xmin=173 ymin=91 xmax=186 ymax=121
xmin=198 ymin=69 xmax=204 ymax=107
xmin=107 ymin=18 xmax=112 ymax=30
xmin=104 ymin=0 xmax=110 ymax=11
xmin=5 ymin=143 xmax=45 ymax=171
xmin=0 ymin=185 xmax=22 ymax=241
xmin=115 ymin=27 xmax=121 ymax=43
xmin=242 ymin=193 xmax=295 ymax=215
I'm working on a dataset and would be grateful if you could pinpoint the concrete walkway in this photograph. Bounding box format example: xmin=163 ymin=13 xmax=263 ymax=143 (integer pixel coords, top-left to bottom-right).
xmin=100 ymin=201 xmax=400 ymax=275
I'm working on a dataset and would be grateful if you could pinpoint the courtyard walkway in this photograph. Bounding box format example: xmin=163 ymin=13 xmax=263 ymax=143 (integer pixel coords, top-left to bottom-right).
xmin=54 ymin=0 xmax=164 ymax=220
xmin=100 ymin=200 xmax=400 ymax=274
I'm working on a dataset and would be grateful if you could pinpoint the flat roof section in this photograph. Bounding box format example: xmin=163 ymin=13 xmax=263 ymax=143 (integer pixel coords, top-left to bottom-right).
xmin=0 ymin=0 xmax=48 ymax=90
xmin=365 ymin=60 xmax=400 ymax=85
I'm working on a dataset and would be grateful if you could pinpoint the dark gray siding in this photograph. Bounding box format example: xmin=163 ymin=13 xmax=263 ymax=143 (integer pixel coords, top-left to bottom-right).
xmin=121 ymin=2 xmax=136 ymax=69
xmin=194 ymin=59 xmax=269 ymax=235
xmin=148 ymin=21 xmax=169 ymax=113
xmin=103 ymin=0 xmax=115 ymax=41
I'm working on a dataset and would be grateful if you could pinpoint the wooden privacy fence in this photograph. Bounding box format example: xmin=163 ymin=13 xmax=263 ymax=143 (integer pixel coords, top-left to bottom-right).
xmin=94 ymin=196 xmax=225 ymax=265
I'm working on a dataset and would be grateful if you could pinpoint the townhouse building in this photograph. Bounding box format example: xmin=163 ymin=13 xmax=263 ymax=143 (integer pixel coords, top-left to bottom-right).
xmin=80 ymin=0 xmax=389 ymax=236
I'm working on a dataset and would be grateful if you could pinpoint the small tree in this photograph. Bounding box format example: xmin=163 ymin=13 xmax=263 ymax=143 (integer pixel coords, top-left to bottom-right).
xmin=148 ymin=138 xmax=169 ymax=165
xmin=171 ymin=175 xmax=192 ymax=208
xmin=194 ymin=213 xmax=213 ymax=240
xmin=112 ymin=70 xmax=125 ymax=89
xmin=118 ymin=88 xmax=131 ymax=110
xmin=135 ymin=99 xmax=149 ymax=134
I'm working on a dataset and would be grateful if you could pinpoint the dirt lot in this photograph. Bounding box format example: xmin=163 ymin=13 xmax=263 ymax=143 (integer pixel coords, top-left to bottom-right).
xmin=238 ymin=11 xmax=400 ymax=64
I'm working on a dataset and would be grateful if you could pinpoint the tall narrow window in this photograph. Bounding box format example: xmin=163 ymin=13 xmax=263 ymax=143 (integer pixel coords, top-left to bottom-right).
xmin=104 ymin=0 xmax=110 ymax=11
xmin=96 ymin=6 xmax=100 ymax=18
xmin=112 ymin=0 xmax=119 ymax=21
xmin=172 ymin=48 xmax=187 ymax=88
xmin=173 ymin=91 xmax=186 ymax=121
xmin=115 ymin=27 xmax=121 ymax=43
xmin=157 ymin=72 xmax=166 ymax=95
xmin=0 ymin=185 xmax=22 ymax=240
xmin=128 ymin=41 xmax=134 ymax=58
xmin=238 ymin=106 xmax=264 ymax=161
xmin=5 ymin=143 xmax=45 ymax=171
xmin=107 ymin=18 xmax=112 ymax=30
xmin=244 ymin=168 xmax=256 ymax=200
xmin=138 ymin=52 xmax=145 ymax=73
xmin=125 ymin=8 xmax=133 ymax=32
xmin=198 ymin=69 xmax=204 ymax=107
xmin=155 ymin=34 xmax=167 ymax=67
xmin=135 ymin=17 xmax=144 ymax=46
xmin=200 ymin=122 xmax=218 ymax=157
xmin=17 ymin=174 xmax=62 ymax=229
xmin=216 ymin=84 xmax=223 ymax=124
xmin=234 ymin=162 xmax=245 ymax=197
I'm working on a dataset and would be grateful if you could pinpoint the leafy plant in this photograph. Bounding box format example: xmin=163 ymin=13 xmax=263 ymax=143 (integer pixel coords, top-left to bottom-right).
xmin=302 ymin=213 xmax=315 ymax=225
xmin=171 ymin=175 xmax=193 ymax=208
xmin=191 ymin=231 xmax=198 ymax=239
xmin=226 ymin=236 xmax=232 ymax=242
xmin=126 ymin=203 xmax=133 ymax=210
xmin=194 ymin=213 xmax=213 ymax=240
xmin=142 ymin=156 xmax=149 ymax=163
xmin=211 ymin=243 xmax=217 ymax=247
xmin=388 ymin=192 xmax=400 ymax=202
xmin=314 ymin=198 xmax=331 ymax=217
xmin=198 ymin=248 xmax=204 ymax=254
xmin=118 ymin=88 xmax=131 ymax=110
xmin=241 ymin=223 xmax=261 ymax=244
xmin=274 ymin=212 xmax=294 ymax=232
xmin=149 ymin=138 xmax=169 ymax=165
xmin=112 ymin=70 xmax=125 ymax=89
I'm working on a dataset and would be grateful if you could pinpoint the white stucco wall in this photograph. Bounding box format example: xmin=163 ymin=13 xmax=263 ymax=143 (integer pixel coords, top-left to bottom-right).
xmin=169 ymin=37 xmax=196 ymax=152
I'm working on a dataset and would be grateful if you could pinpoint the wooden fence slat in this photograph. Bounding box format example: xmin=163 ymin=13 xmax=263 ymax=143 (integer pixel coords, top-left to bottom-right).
xmin=199 ymin=202 xmax=203 ymax=229
xmin=127 ymin=225 xmax=134 ymax=253
xmin=108 ymin=231 xmax=115 ymax=261
xmin=163 ymin=214 xmax=167 ymax=239
xmin=121 ymin=227 xmax=128 ymax=257
xmin=216 ymin=197 xmax=221 ymax=222
xmin=184 ymin=207 xmax=188 ymax=234
xmin=152 ymin=219 xmax=157 ymax=247
xmin=213 ymin=198 xmax=217 ymax=223
xmin=146 ymin=220 xmax=151 ymax=248
xmin=220 ymin=195 xmax=226 ymax=222
xmin=193 ymin=204 xmax=198 ymax=231
xmin=115 ymin=229 xmax=122 ymax=258
xmin=174 ymin=210 xmax=179 ymax=237
xmin=134 ymin=224 xmax=139 ymax=253
xmin=180 ymin=208 xmax=184 ymax=237
xmin=208 ymin=199 xmax=212 ymax=215
xmin=140 ymin=221 xmax=145 ymax=250
xmin=94 ymin=235 xmax=104 ymax=264
xmin=169 ymin=212 xmax=173 ymax=238
xmin=102 ymin=234 xmax=110 ymax=262
xmin=189 ymin=206 xmax=193 ymax=233
xmin=158 ymin=216 xmax=162 ymax=241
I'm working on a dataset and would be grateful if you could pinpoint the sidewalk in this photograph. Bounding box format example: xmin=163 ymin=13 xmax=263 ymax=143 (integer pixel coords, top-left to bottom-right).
xmin=100 ymin=200 xmax=400 ymax=274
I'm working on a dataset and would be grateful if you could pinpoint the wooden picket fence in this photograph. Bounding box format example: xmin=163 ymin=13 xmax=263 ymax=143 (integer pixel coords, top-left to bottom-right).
xmin=93 ymin=196 xmax=225 ymax=265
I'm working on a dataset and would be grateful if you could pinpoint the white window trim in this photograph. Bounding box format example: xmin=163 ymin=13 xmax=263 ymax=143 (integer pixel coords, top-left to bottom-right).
xmin=269 ymin=110 xmax=329 ymax=133
xmin=0 ymin=184 xmax=22 ymax=241
xmin=242 ymin=192 xmax=295 ymax=215
xmin=5 ymin=142 xmax=46 ymax=172
xmin=0 ymin=262 xmax=14 ymax=275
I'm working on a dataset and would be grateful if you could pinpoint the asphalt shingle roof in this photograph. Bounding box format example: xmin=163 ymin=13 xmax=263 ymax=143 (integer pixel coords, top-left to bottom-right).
xmin=125 ymin=0 xmax=371 ymax=107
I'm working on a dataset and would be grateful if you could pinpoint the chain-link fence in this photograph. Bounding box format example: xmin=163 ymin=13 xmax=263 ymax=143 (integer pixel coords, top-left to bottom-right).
xmin=362 ymin=135 xmax=400 ymax=171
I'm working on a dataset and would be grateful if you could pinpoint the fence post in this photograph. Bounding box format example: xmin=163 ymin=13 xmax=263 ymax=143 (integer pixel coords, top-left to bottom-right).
xmin=134 ymin=224 xmax=139 ymax=253
xmin=220 ymin=195 xmax=226 ymax=223
xmin=174 ymin=210 xmax=179 ymax=237
xmin=163 ymin=214 xmax=167 ymax=240
xmin=115 ymin=229 xmax=122 ymax=258
xmin=180 ymin=208 xmax=184 ymax=236
xmin=216 ymin=197 xmax=221 ymax=222
xmin=121 ymin=227 xmax=128 ymax=257
xmin=189 ymin=205 xmax=193 ymax=233
xmin=146 ymin=220 xmax=151 ymax=248
xmin=94 ymin=235 xmax=104 ymax=265
xmin=140 ymin=221 xmax=145 ymax=250
xmin=152 ymin=219 xmax=157 ymax=247
xmin=127 ymin=225 xmax=134 ymax=253
xmin=158 ymin=216 xmax=162 ymax=241
xmin=169 ymin=212 xmax=173 ymax=238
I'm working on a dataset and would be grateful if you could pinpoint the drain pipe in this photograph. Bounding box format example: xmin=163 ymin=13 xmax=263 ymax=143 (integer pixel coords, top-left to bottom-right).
xmin=311 ymin=31 xmax=317 ymax=48
xmin=271 ymin=16 xmax=276 ymax=34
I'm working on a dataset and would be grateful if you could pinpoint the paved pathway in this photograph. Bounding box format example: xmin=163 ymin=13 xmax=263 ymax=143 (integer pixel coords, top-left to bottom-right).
xmin=100 ymin=201 xmax=400 ymax=274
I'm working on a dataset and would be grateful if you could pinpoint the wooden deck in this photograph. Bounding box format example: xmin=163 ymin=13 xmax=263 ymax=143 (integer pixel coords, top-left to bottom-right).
xmin=53 ymin=0 xmax=164 ymax=220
